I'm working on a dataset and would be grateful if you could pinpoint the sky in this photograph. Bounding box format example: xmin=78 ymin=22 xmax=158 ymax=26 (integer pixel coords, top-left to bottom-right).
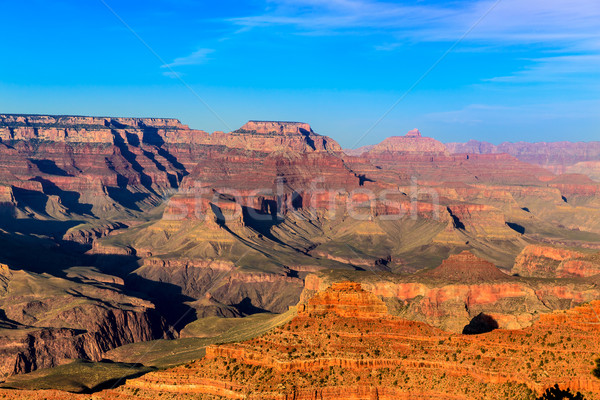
xmin=0 ymin=0 xmax=599 ymax=147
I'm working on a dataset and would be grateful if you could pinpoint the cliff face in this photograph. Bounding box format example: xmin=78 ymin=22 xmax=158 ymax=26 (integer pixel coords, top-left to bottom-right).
xmin=304 ymin=252 xmax=600 ymax=333
xmin=0 ymin=264 xmax=173 ymax=377
xmin=76 ymin=283 xmax=600 ymax=400
xmin=0 ymin=116 xmax=343 ymax=221
xmin=512 ymin=245 xmax=600 ymax=278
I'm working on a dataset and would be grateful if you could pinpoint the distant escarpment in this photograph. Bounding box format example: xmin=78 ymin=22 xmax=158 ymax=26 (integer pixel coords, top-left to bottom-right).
xmin=0 ymin=115 xmax=342 ymax=221
xmin=446 ymin=139 xmax=600 ymax=178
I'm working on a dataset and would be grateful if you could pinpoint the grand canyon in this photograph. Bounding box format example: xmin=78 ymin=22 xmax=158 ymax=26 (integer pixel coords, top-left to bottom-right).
xmin=0 ymin=114 xmax=598 ymax=399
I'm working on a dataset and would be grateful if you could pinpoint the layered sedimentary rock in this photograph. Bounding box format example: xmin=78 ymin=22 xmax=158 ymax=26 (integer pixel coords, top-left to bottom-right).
xmin=367 ymin=129 xmax=449 ymax=155
xmin=297 ymin=281 xmax=389 ymax=318
xmin=422 ymin=250 xmax=509 ymax=282
xmin=2 ymin=113 xmax=600 ymax=394
xmin=446 ymin=140 xmax=600 ymax=176
xmin=0 ymin=264 xmax=172 ymax=377
xmin=567 ymin=161 xmax=600 ymax=182
xmin=304 ymin=252 xmax=600 ymax=332
xmin=512 ymin=245 xmax=600 ymax=278
xmin=0 ymin=115 xmax=344 ymax=221
xmin=69 ymin=283 xmax=600 ymax=400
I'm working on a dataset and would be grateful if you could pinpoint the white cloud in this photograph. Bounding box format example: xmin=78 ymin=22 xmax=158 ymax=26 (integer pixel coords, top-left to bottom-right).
xmin=229 ymin=0 xmax=600 ymax=82
xmin=161 ymin=48 xmax=214 ymax=69
xmin=486 ymin=54 xmax=600 ymax=83
xmin=229 ymin=0 xmax=600 ymax=48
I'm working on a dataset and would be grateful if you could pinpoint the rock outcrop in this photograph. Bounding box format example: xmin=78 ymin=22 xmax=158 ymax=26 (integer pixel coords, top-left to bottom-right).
xmin=0 ymin=264 xmax=173 ymax=377
xmin=512 ymin=245 xmax=600 ymax=278
xmin=304 ymin=251 xmax=600 ymax=332
xmin=71 ymin=284 xmax=600 ymax=400
xmin=367 ymin=129 xmax=449 ymax=155
xmin=297 ymin=281 xmax=389 ymax=318
xmin=422 ymin=250 xmax=509 ymax=282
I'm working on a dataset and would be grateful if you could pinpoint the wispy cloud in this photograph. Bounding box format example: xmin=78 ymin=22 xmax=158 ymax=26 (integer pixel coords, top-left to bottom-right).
xmin=229 ymin=0 xmax=600 ymax=47
xmin=228 ymin=0 xmax=600 ymax=83
xmin=426 ymin=100 xmax=600 ymax=126
xmin=486 ymin=54 xmax=600 ymax=83
xmin=161 ymin=48 xmax=214 ymax=69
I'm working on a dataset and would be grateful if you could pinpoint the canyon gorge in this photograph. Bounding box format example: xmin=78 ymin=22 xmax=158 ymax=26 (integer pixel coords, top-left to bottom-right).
xmin=0 ymin=114 xmax=599 ymax=399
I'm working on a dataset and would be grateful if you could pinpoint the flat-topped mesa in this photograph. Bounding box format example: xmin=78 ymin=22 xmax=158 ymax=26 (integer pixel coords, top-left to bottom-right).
xmin=0 ymin=113 xmax=204 ymax=145
xmin=0 ymin=113 xmax=188 ymax=130
xmin=237 ymin=120 xmax=313 ymax=135
xmin=213 ymin=120 xmax=342 ymax=153
xmin=368 ymin=129 xmax=449 ymax=155
xmin=298 ymin=281 xmax=389 ymax=318
xmin=423 ymin=250 xmax=509 ymax=282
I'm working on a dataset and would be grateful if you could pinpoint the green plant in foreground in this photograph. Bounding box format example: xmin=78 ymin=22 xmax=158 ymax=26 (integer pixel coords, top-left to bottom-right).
xmin=593 ymin=358 xmax=600 ymax=379
xmin=537 ymin=384 xmax=585 ymax=400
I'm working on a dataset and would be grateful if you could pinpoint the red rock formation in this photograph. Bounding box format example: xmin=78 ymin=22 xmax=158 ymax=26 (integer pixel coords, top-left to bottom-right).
xmin=303 ymin=251 xmax=600 ymax=333
xmin=297 ymin=281 xmax=389 ymax=318
xmin=367 ymin=129 xmax=449 ymax=155
xmin=73 ymin=288 xmax=600 ymax=400
xmin=423 ymin=251 xmax=509 ymax=282
xmin=512 ymin=245 xmax=600 ymax=278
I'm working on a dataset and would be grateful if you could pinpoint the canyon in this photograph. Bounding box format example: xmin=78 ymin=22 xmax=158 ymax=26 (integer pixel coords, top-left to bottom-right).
xmin=0 ymin=114 xmax=599 ymax=398
xmin=5 ymin=281 xmax=598 ymax=399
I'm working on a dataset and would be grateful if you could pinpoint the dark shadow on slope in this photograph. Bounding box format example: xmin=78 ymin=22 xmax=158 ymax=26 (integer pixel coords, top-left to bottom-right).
xmin=462 ymin=313 xmax=499 ymax=335
xmin=0 ymin=215 xmax=83 ymax=240
xmin=357 ymin=174 xmax=375 ymax=186
xmin=110 ymin=129 xmax=155 ymax=194
xmin=299 ymin=128 xmax=316 ymax=151
xmin=86 ymin=367 xmax=156 ymax=393
xmin=0 ymin=228 xmax=195 ymax=333
xmin=104 ymin=186 xmax=151 ymax=212
xmin=447 ymin=207 xmax=466 ymax=230
xmin=506 ymin=222 xmax=526 ymax=234
xmin=241 ymin=206 xmax=288 ymax=247
xmin=233 ymin=297 xmax=270 ymax=316
xmin=125 ymin=273 xmax=198 ymax=331
xmin=29 ymin=159 xmax=71 ymax=176
xmin=11 ymin=187 xmax=48 ymax=215
xmin=32 ymin=177 xmax=94 ymax=216
xmin=141 ymin=125 xmax=189 ymax=183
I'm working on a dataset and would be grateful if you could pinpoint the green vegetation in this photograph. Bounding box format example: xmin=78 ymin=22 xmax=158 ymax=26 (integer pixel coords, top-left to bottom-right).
xmin=105 ymin=309 xmax=295 ymax=369
xmin=593 ymin=358 xmax=600 ymax=379
xmin=537 ymin=384 xmax=586 ymax=400
xmin=0 ymin=359 xmax=154 ymax=393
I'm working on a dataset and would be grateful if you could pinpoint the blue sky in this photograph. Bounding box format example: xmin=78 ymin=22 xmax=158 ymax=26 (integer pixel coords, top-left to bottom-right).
xmin=0 ymin=0 xmax=598 ymax=147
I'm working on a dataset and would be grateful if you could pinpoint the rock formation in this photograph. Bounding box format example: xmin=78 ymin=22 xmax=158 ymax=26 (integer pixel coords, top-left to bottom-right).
xmin=512 ymin=245 xmax=600 ymax=278
xmin=53 ymin=282 xmax=600 ymax=400
xmin=1 ymin=113 xmax=600 ymax=395
xmin=0 ymin=264 xmax=172 ymax=377
xmin=367 ymin=129 xmax=449 ymax=155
